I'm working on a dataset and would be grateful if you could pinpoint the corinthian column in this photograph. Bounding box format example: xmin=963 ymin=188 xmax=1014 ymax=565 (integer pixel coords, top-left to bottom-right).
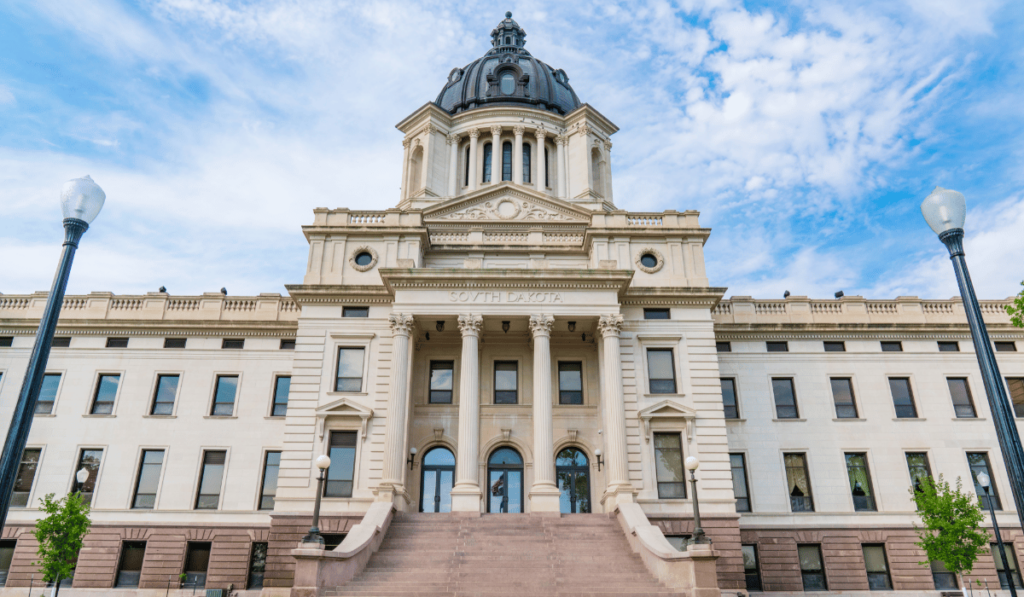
xmin=513 ymin=125 xmax=525 ymax=183
xmin=529 ymin=314 xmax=561 ymax=512
xmin=555 ymin=135 xmax=567 ymax=198
xmin=447 ymin=133 xmax=460 ymax=197
xmin=598 ymin=314 xmax=634 ymax=508
xmin=490 ymin=125 xmax=503 ymax=182
xmin=451 ymin=314 xmax=483 ymax=512
xmin=378 ymin=313 xmax=415 ymax=507
xmin=534 ymin=128 xmax=547 ymax=191
xmin=468 ymin=129 xmax=480 ymax=191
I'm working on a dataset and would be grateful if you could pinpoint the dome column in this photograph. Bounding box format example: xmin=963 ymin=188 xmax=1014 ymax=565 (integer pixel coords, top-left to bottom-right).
xmin=447 ymin=133 xmax=460 ymax=197
xmin=555 ymin=134 xmax=568 ymax=199
xmin=513 ymin=125 xmax=525 ymax=184
xmin=534 ymin=128 xmax=547 ymax=192
xmin=468 ymin=129 xmax=480 ymax=191
xmin=490 ymin=125 xmax=503 ymax=183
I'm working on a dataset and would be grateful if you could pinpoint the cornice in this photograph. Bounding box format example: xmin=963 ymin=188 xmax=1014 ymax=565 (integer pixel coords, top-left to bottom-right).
xmin=714 ymin=322 xmax=1024 ymax=341
xmin=378 ymin=268 xmax=634 ymax=295
xmin=621 ymin=287 xmax=728 ymax=308
xmin=564 ymin=104 xmax=620 ymax=135
xmin=284 ymin=285 xmax=394 ymax=305
xmin=394 ymin=103 xmax=453 ymax=133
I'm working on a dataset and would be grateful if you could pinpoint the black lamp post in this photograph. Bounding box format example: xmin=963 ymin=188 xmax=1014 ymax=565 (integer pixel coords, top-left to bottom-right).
xmin=978 ymin=472 xmax=1017 ymax=597
xmin=302 ymin=455 xmax=332 ymax=547
xmin=922 ymin=187 xmax=1024 ymax=531
xmin=0 ymin=176 xmax=105 ymax=532
xmin=684 ymin=456 xmax=709 ymax=545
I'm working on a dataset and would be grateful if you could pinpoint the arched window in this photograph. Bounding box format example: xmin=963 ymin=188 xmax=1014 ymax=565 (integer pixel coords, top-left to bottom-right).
xmin=464 ymin=146 xmax=470 ymax=186
xmin=505 ymin=36 xmax=511 ymax=44
xmin=591 ymin=147 xmax=603 ymax=196
xmin=409 ymin=146 xmax=423 ymax=193
xmin=482 ymin=143 xmax=492 ymax=183
xmin=522 ymin=143 xmax=531 ymax=184
xmin=487 ymin=448 xmax=524 ymax=513
xmin=502 ymin=142 xmax=512 ymax=181
xmin=420 ymin=447 xmax=455 ymax=513
xmin=544 ymin=147 xmax=550 ymax=188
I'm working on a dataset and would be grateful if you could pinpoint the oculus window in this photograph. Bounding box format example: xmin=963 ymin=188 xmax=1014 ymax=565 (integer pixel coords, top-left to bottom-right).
xmin=326 ymin=431 xmax=358 ymax=498
xmin=221 ymin=338 xmax=244 ymax=349
xmin=353 ymin=252 xmax=373 ymax=267
xmin=863 ymin=545 xmax=893 ymax=590
xmin=785 ymin=453 xmax=814 ymax=512
xmin=653 ymin=433 xmax=685 ymax=499
xmin=211 ymin=375 xmax=238 ymax=416
xmin=494 ymin=361 xmax=518 ymax=404
xmin=336 ymin=348 xmax=365 ymax=392
xmin=151 ymin=374 xmax=179 ymax=415
xmin=772 ymin=378 xmax=799 ymax=419
xmin=647 ymin=349 xmax=676 ymax=394
xmin=558 ymin=362 xmax=583 ymax=405
xmin=429 ymin=361 xmax=454 ymax=404
xmin=639 ymin=253 xmax=658 ymax=268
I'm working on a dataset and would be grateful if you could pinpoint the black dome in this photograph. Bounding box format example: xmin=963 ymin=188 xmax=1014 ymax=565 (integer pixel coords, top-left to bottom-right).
xmin=434 ymin=13 xmax=582 ymax=116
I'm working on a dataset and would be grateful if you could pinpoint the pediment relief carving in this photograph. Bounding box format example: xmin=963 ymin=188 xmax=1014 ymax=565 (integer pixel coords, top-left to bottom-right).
xmin=424 ymin=189 xmax=591 ymax=224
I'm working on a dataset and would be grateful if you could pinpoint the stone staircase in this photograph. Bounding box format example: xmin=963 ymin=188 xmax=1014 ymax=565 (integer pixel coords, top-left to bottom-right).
xmin=324 ymin=512 xmax=686 ymax=597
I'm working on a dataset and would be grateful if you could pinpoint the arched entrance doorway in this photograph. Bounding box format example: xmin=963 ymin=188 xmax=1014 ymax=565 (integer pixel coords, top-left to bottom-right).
xmin=487 ymin=448 xmax=524 ymax=513
xmin=419 ymin=447 xmax=455 ymax=513
xmin=556 ymin=447 xmax=591 ymax=513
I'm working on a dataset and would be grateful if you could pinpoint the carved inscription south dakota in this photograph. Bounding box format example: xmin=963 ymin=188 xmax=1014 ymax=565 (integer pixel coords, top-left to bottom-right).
xmin=448 ymin=291 xmax=564 ymax=303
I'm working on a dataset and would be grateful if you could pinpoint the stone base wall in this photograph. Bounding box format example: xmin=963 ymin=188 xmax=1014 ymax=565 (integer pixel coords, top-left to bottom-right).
xmin=264 ymin=515 xmax=363 ymax=589
xmin=648 ymin=515 xmax=745 ymax=590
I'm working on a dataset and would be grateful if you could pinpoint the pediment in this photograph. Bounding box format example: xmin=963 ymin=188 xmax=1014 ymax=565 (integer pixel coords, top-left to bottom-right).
xmin=638 ymin=400 xmax=697 ymax=443
xmin=315 ymin=397 xmax=373 ymax=419
xmin=423 ymin=184 xmax=592 ymax=224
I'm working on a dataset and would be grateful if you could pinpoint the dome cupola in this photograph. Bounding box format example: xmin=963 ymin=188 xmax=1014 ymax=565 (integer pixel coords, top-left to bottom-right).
xmin=434 ymin=12 xmax=582 ymax=116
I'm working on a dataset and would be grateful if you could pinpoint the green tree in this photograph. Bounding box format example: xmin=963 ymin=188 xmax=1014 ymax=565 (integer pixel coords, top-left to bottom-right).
xmin=1008 ymin=281 xmax=1024 ymax=328
xmin=33 ymin=492 xmax=91 ymax=596
xmin=910 ymin=475 xmax=989 ymax=596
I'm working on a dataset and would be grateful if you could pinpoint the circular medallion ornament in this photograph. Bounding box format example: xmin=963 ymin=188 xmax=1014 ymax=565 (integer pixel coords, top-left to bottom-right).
xmin=350 ymin=246 xmax=379 ymax=272
xmin=494 ymin=199 xmax=521 ymax=220
xmin=635 ymin=248 xmax=665 ymax=274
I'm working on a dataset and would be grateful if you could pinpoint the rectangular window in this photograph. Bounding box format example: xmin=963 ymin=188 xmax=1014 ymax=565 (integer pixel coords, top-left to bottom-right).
xmin=654 ymin=433 xmax=686 ymax=499
xmin=889 ymin=378 xmax=918 ymax=418
xmin=272 ymin=376 xmax=290 ymax=417
xmin=150 ymin=375 xmax=179 ymax=415
xmin=36 ymin=373 xmax=60 ymax=414
xmin=730 ymin=453 xmax=751 ymax=512
xmin=799 ymin=544 xmax=827 ymax=591
xmin=279 ymin=339 xmax=296 ymax=350
xmin=248 ymin=542 xmax=268 ymax=589
xmin=132 ymin=450 xmax=164 ymax=509
xmin=931 ymin=561 xmax=958 ymax=590
xmin=342 ymin=307 xmax=369 ymax=317
xmin=183 ymin=542 xmax=211 ymax=589
xmin=163 ymin=337 xmax=187 ymax=349
xmin=716 ymin=341 xmax=732 ymax=352
xmin=772 ymin=378 xmax=799 ymax=419
xmin=996 ymin=342 xmax=1017 ymax=352
xmin=1009 ymin=379 xmax=1024 ymax=417
xmin=558 ymin=362 xmax=583 ymax=405
xmin=938 ymin=341 xmax=960 ymax=352
xmin=647 ymin=349 xmax=677 ymax=394
xmin=785 ymin=453 xmax=814 ymax=512
xmin=195 ymin=451 xmax=226 ymax=509
xmin=336 ymin=348 xmax=365 ymax=392
xmin=106 ymin=337 xmax=129 ymax=348
xmin=968 ymin=452 xmax=1001 ymax=510
xmin=948 ymin=378 xmax=976 ymax=418
xmin=863 ymin=544 xmax=893 ymax=590
xmin=825 ymin=378 xmax=857 ymax=418
xmin=90 ymin=374 xmax=120 ymax=414
xmin=993 ymin=543 xmax=1023 ymax=589
xmin=494 ymin=361 xmax=518 ymax=404
xmin=0 ymin=337 xmax=12 ymax=348
xmin=845 ymin=453 xmax=876 ymax=512
xmin=115 ymin=541 xmax=146 ymax=588
xmin=721 ymin=378 xmax=739 ymax=419
xmin=906 ymin=452 xmax=932 ymax=492
xmin=11 ymin=448 xmax=41 ymax=507
xmin=0 ymin=539 xmax=15 ymax=586
xmin=881 ymin=341 xmax=903 ymax=352
xmin=824 ymin=341 xmax=846 ymax=352
xmin=326 ymin=431 xmax=357 ymax=497
xmin=644 ymin=308 xmax=670 ymax=320
xmin=211 ymin=375 xmax=238 ymax=416
xmin=766 ymin=341 xmax=788 ymax=352
xmin=51 ymin=337 xmax=71 ymax=348
xmin=429 ymin=361 xmax=454 ymax=404
xmin=259 ymin=452 xmax=280 ymax=511
xmin=221 ymin=338 xmax=244 ymax=349
xmin=743 ymin=545 xmax=762 ymax=592
xmin=72 ymin=449 xmax=102 ymax=506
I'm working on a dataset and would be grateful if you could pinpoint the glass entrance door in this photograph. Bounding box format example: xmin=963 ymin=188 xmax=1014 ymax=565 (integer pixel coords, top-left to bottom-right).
xmin=487 ymin=448 xmax=524 ymax=513
xmin=420 ymin=447 xmax=455 ymax=512
xmin=556 ymin=448 xmax=591 ymax=513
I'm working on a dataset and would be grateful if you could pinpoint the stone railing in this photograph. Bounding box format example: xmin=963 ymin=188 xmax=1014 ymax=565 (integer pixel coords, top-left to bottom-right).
xmin=712 ymin=295 xmax=1012 ymax=326
xmin=0 ymin=292 xmax=301 ymax=323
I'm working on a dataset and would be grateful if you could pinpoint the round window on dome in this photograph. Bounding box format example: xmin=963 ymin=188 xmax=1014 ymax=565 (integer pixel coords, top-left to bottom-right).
xmin=355 ymin=252 xmax=374 ymax=267
xmin=640 ymin=253 xmax=658 ymax=269
xmin=500 ymin=73 xmax=515 ymax=95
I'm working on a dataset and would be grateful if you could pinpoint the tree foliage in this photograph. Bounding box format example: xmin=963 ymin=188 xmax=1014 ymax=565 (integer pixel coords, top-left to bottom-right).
xmin=33 ymin=492 xmax=91 ymax=584
xmin=910 ymin=475 xmax=988 ymax=576
xmin=1007 ymin=281 xmax=1024 ymax=328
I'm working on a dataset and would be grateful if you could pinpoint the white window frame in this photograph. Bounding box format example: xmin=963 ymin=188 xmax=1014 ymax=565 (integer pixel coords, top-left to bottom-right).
xmin=327 ymin=333 xmax=375 ymax=397
xmin=637 ymin=334 xmax=685 ymax=398
xmin=205 ymin=372 xmax=243 ymax=419
xmin=126 ymin=445 xmax=170 ymax=510
xmin=490 ymin=357 xmax=523 ymax=405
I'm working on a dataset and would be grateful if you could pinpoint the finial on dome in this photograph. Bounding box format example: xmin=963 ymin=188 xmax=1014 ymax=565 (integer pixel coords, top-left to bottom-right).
xmin=505 ymin=11 xmax=512 ymax=18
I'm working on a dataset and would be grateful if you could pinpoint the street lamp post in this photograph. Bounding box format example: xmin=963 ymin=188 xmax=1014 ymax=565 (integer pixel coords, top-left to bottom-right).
xmin=921 ymin=187 xmax=1024 ymax=531
xmin=978 ymin=472 xmax=1017 ymax=597
xmin=302 ymin=455 xmax=332 ymax=547
xmin=0 ymin=176 xmax=105 ymax=532
xmin=684 ymin=456 xmax=709 ymax=545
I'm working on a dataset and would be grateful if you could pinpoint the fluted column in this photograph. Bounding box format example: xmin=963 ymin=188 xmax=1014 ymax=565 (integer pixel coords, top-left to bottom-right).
xmin=468 ymin=129 xmax=480 ymax=191
xmin=378 ymin=313 xmax=415 ymax=507
xmin=447 ymin=133 xmax=460 ymax=197
xmin=529 ymin=314 xmax=561 ymax=512
xmin=513 ymin=125 xmax=525 ymax=184
xmin=555 ymin=135 xmax=567 ymax=198
xmin=598 ymin=314 xmax=634 ymax=508
xmin=490 ymin=125 xmax=502 ymax=183
xmin=534 ymin=128 xmax=547 ymax=191
xmin=452 ymin=314 xmax=483 ymax=512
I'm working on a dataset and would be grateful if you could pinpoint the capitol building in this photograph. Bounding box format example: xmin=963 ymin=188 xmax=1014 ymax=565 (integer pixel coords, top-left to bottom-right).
xmin=1 ymin=13 xmax=1023 ymax=597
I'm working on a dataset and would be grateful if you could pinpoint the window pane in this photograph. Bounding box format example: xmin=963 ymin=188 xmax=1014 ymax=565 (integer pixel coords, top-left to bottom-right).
xmin=938 ymin=341 xmax=959 ymax=352
xmin=196 ymin=451 xmax=226 ymax=509
xmin=522 ymin=143 xmax=531 ymax=183
xmin=273 ymin=377 xmax=290 ymax=416
xmin=906 ymin=452 xmax=932 ymax=492
xmin=824 ymin=341 xmax=846 ymax=352
xmin=889 ymin=378 xmax=917 ymax=418
xmin=12 ymin=448 xmax=41 ymax=507
xmin=116 ymin=542 xmax=146 ymax=587
xmin=91 ymin=374 xmax=120 ymax=414
xmin=969 ymin=453 xmax=1001 ymax=510
xmin=248 ymin=542 xmax=268 ymax=589
xmin=259 ymin=452 xmax=281 ymax=510
xmin=495 ymin=362 xmax=517 ymax=389
xmin=430 ymin=362 xmax=453 ymax=390
xmin=654 ymin=433 xmax=685 ymax=499
xmin=342 ymin=307 xmax=369 ymax=318
xmin=716 ymin=342 xmax=732 ymax=353
xmin=326 ymin=432 xmax=357 ymax=497
xmin=799 ymin=545 xmax=827 ymax=591
xmin=721 ymin=378 xmax=738 ymax=419
xmin=993 ymin=543 xmax=1023 ymax=589
xmin=648 ymin=349 xmax=676 ymax=394
xmin=502 ymin=142 xmax=512 ymax=180
xmin=336 ymin=348 xmax=364 ymax=392
xmin=152 ymin=375 xmax=179 ymax=415
xmin=773 ymin=378 xmax=798 ymax=418
xmin=766 ymin=341 xmax=788 ymax=352
xmin=644 ymin=309 xmax=670 ymax=320
xmin=559 ymin=362 xmax=583 ymax=405
xmin=36 ymin=374 xmax=60 ymax=414
xmin=785 ymin=453 xmax=813 ymax=512
xmin=881 ymin=341 xmax=903 ymax=352
xmin=212 ymin=376 xmax=238 ymax=416
xmin=830 ymin=378 xmax=857 ymax=418
xmin=133 ymin=450 xmax=164 ymax=509
xmin=931 ymin=561 xmax=958 ymax=590
xmin=1009 ymin=379 xmax=1024 ymax=417
xmin=743 ymin=545 xmax=762 ymax=591
xmin=730 ymin=454 xmax=750 ymax=512
xmin=73 ymin=449 xmax=103 ymax=505
xmin=846 ymin=453 xmax=876 ymax=511
xmin=948 ymin=378 xmax=976 ymax=418
xmin=863 ymin=545 xmax=892 ymax=590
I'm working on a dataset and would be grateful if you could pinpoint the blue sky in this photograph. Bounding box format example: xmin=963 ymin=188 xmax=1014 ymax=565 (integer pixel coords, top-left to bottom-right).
xmin=1 ymin=0 xmax=1022 ymax=300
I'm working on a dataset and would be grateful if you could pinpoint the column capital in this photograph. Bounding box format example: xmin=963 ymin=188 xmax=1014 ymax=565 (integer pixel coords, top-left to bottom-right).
xmin=389 ymin=313 xmax=415 ymax=336
xmin=458 ymin=314 xmax=483 ymax=337
xmin=555 ymin=134 xmax=568 ymax=146
xmin=534 ymin=128 xmax=547 ymax=141
xmin=603 ymin=141 xmax=613 ymax=151
xmin=513 ymin=125 xmax=526 ymax=136
xmin=490 ymin=125 xmax=503 ymax=137
xmin=597 ymin=314 xmax=624 ymax=338
xmin=402 ymin=138 xmax=412 ymax=148
xmin=426 ymin=123 xmax=439 ymax=134
xmin=447 ymin=133 xmax=461 ymax=144
xmin=578 ymin=124 xmax=593 ymax=137
xmin=468 ymin=128 xmax=481 ymax=139
xmin=528 ymin=314 xmax=554 ymax=337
